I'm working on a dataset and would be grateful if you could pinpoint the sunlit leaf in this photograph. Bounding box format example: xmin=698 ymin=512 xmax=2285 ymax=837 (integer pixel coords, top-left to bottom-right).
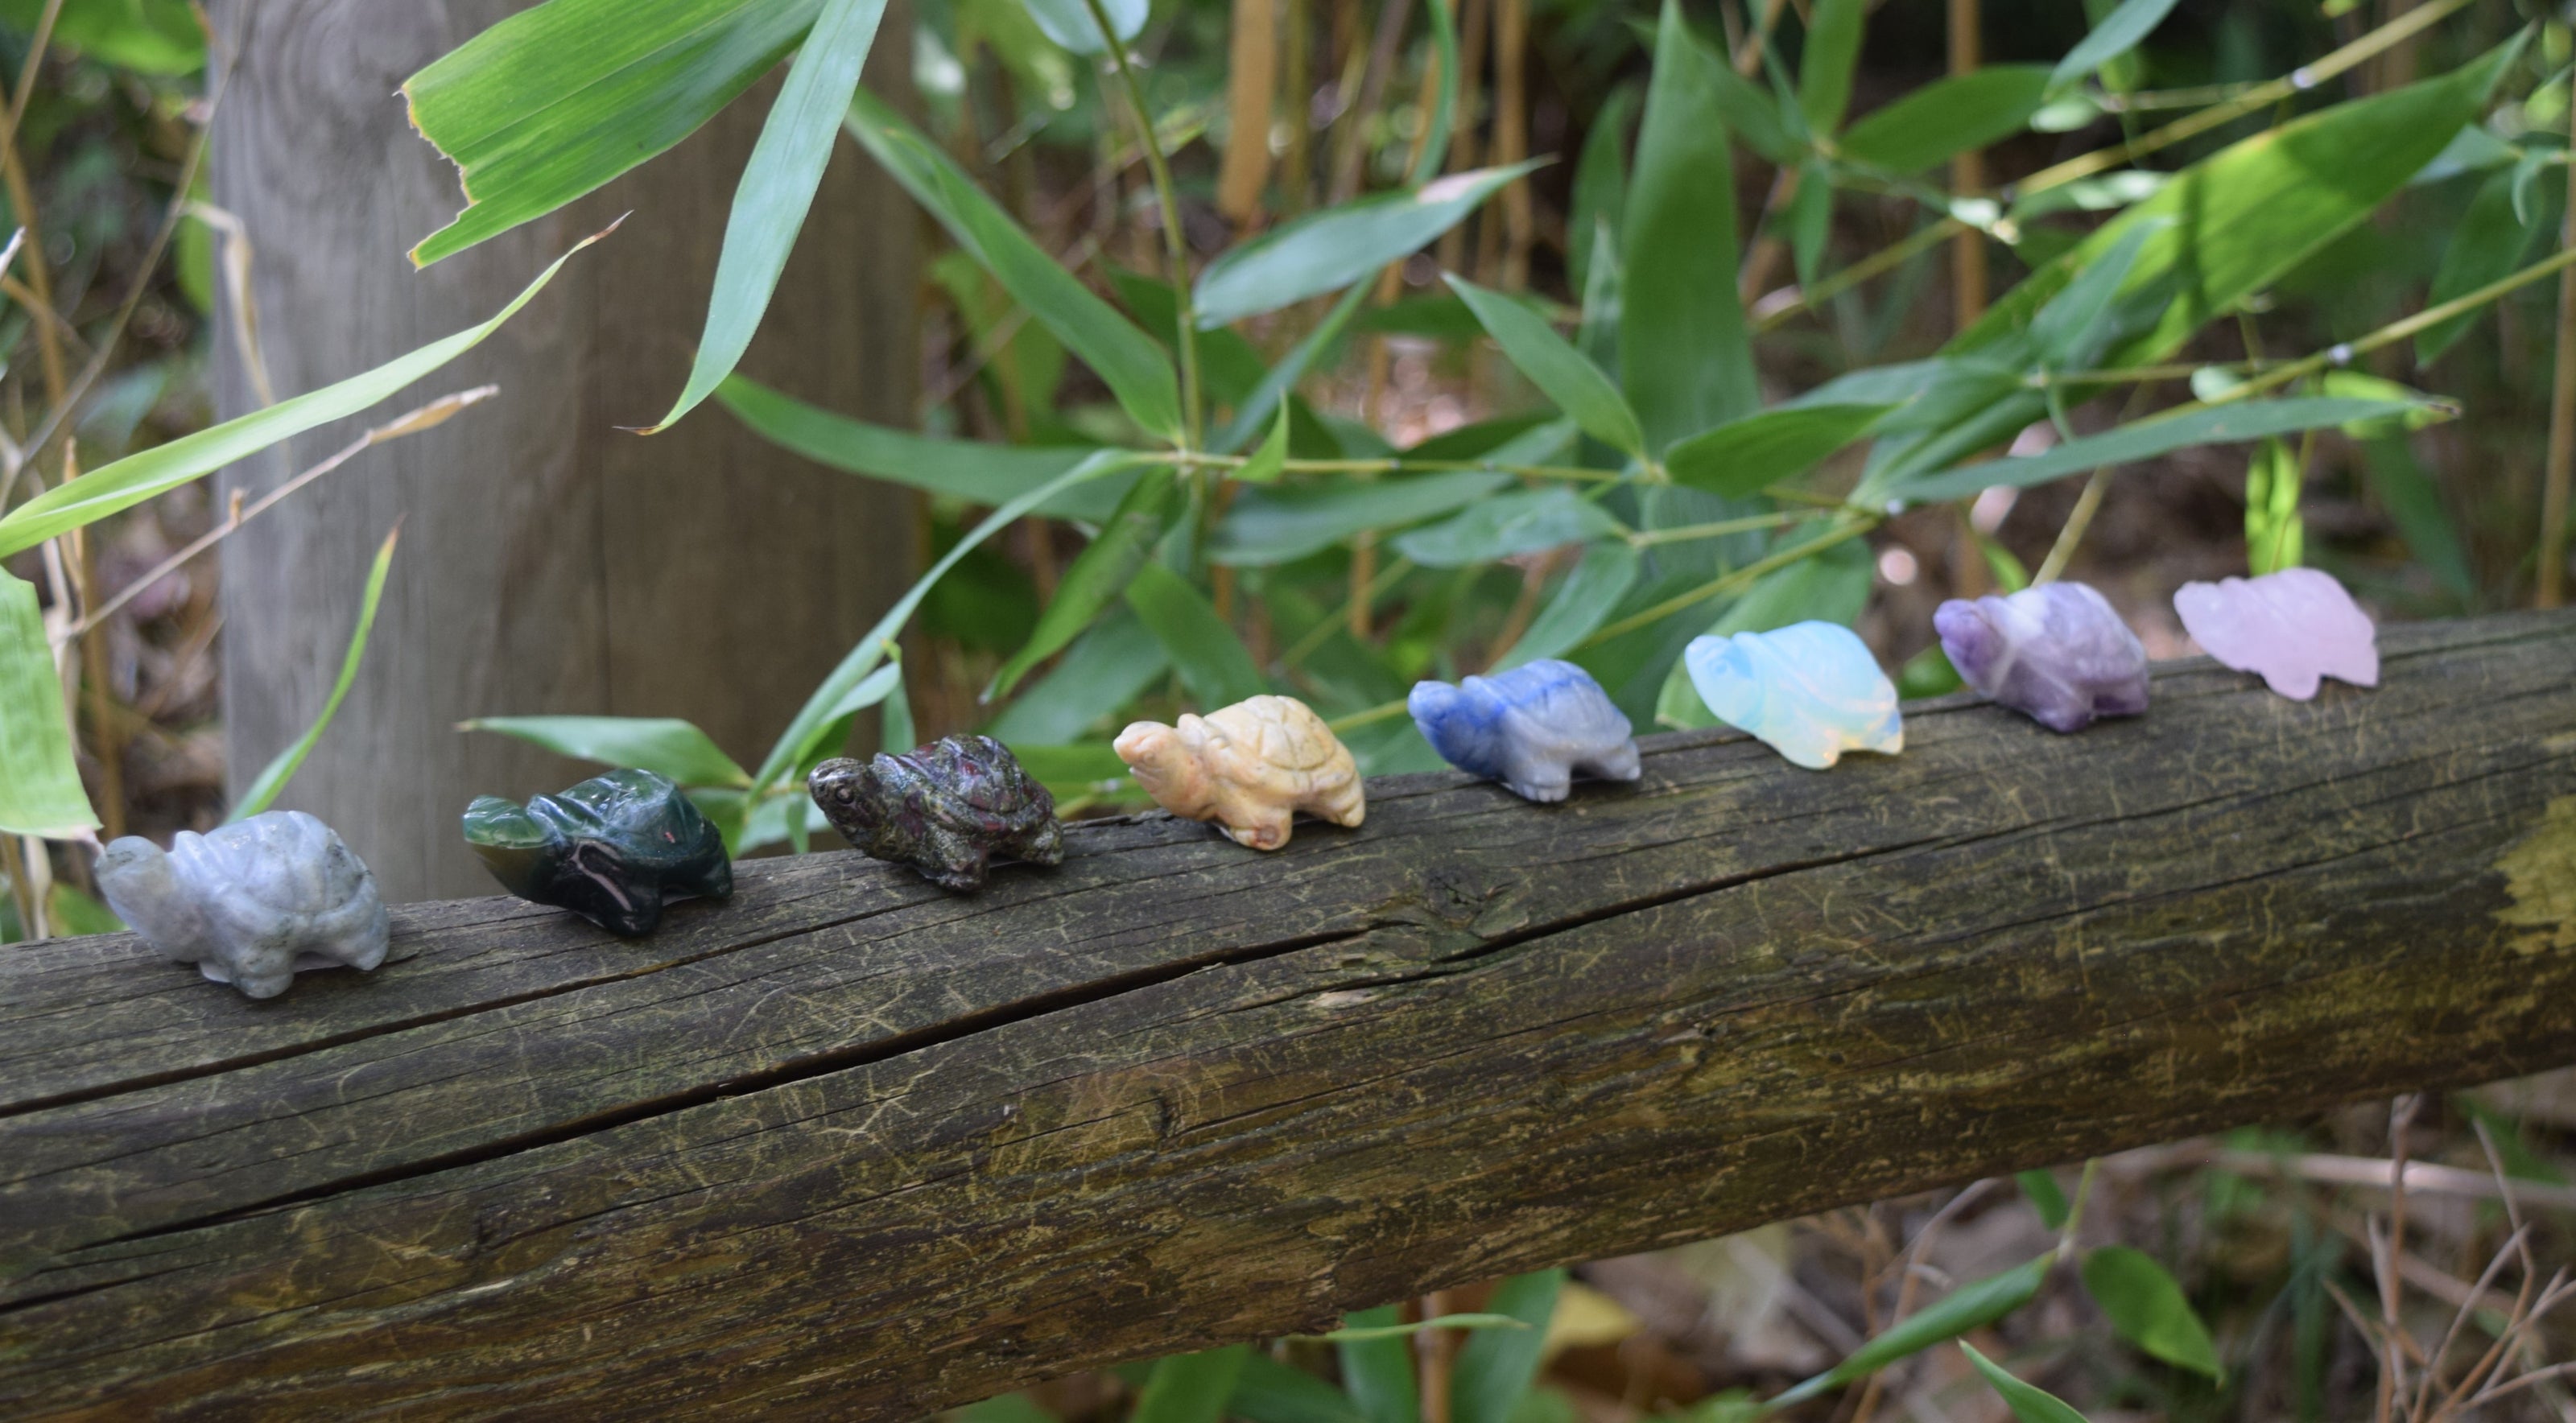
xmin=1447 ymin=274 xmax=1645 ymax=459
xmin=2025 ymin=218 xmax=2166 ymax=369
xmin=1394 ymin=488 xmax=1627 ymax=567
xmin=1664 ymin=403 xmax=1890 ymax=498
xmin=1211 ymin=471 xmax=1511 ymax=566
xmin=1624 ymin=0 xmax=1757 ymax=452
xmin=1451 ymin=1269 xmax=1564 ymax=1423
xmin=1193 ymin=163 xmax=1546 ymax=329
xmin=1962 ymin=1343 xmax=2093 ymax=1423
xmin=1773 ymin=1253 xmax=2054 ymax=1404
xmin=462 ymin=715 xmax=753 ymax=789
xmin=1020 ymin=0 xmax=1144 ymax=54
xmin=0 ymin=230 xmax=609 ymax=559
xmin=648 ymin=0 xmax=889 ymax=430
xmin=986 ymin=609 xmax=1170 ymax=744
xmin=404 ymin=0 xmax=821 ymax=265
xmin=1007 ymin=742 xmax=1133 ymax=800
xmin=232 ymin=526 xmax=402 ymax=820
xmin=1901 ymin=398 xmax=2426 ymax=502
xmin=2082 ymin=1246 xmax=2224 ymax=1380
xmin=1839 ymin=66 xmax=2051 ymax=176
xmin=845 ymin=89 xmax=1183 ymax=439
xmin=1238 ymin=403 xmax=1291 ymax=484
xmin=1125 ymin=563 xmax=1265 ymax=707
xmin=715 ymin=374 xmax=1133 ymax=522
xmin=2049 ymin=0 xmax=2178 ymax=93
xmin=989 ymin=468 xmax=1180 ymax=699
xmin=0 ymin=571 xmax=95 ymax=838
xmin=1569 ymin=83 xmax=1641 ymax=291
xmin=2018 ymin=1169 xmax=2070 ymax=1228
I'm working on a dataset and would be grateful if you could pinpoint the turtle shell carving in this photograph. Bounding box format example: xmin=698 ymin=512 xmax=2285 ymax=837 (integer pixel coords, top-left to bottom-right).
xmin=461 ymin=769 xmax=733 ymax=937
xmin=94 ymin=810 xmax=390 ymax=1000
xmin=809 ymin=735 xmax=1065 ymax=893
xmin=1113 ymin=695 xmax=1364 ymax=851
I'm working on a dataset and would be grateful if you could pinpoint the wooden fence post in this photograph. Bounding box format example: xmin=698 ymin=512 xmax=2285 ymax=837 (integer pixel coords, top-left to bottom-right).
xmin=207 ymin=0 xmax=920 ymax=898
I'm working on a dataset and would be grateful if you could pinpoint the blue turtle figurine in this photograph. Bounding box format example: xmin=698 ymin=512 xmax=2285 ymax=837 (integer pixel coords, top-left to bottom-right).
xmin=1408 ymin=658 xmax=1642 ymax=802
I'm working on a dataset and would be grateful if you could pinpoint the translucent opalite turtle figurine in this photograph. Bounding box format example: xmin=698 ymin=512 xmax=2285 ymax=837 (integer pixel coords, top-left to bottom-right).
xmin=809 ymin=734 xmax=1065 ymax=893
xmin=94 ymin=810 xmax=390 ymax=1000
xmin=1114 ymin=695 xmax=1364 ymax=851
xmin=1934 ymin=581 xmax=2150 ymax=733
xmin=2173 ymin=567 xmax=2379 ymax=700
xmin=1409 ymin=658 xmax=1641 ymax=802
xmin=1683 ymin=621 xmax=1903 ymax=770
xmin=461 ymin=768 xmax=733 ymax=937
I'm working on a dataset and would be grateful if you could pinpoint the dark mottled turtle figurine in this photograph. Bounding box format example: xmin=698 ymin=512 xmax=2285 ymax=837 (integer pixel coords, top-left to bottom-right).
xmin=809 ymin=735 xmax=1064 ymax=893
xmin=461 ymin=769 xmax=733 ymax=937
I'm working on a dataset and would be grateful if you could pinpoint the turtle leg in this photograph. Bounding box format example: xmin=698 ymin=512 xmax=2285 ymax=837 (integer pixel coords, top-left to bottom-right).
xmin=922 ymin=827 xmax=993 ymax=893
xmin=1578 ymin=739 xmax=1643 ymax=784
xmin=1502 ymin=750 xmax=1572 ymax=802
xmin=1005 ymin=816 xmax=1066 ymax=868
xmin=667 ymin=841 xmax=735 ymax=901
xmin=1311 ymin=777 xmax=1365 ymax=828
xmin=1220 ymin=807 xmax=1294 ymax=851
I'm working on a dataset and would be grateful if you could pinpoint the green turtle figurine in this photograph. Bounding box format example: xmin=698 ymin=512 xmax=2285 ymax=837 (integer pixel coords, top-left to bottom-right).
xmin=462 ymin=769 xmax=733 ymax=936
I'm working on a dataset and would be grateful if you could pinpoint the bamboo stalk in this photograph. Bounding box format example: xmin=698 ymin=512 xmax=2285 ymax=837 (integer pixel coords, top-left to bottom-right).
xmin=2543 ymin=87 xmax=2576 ymax=608
xmin=1947 ymin=0 xmax=1986 ymax=330
xmin=1435 ymin=0 xmax=1489 ymax=271
xmin=1216 ymin=0 xmax=1282 ymax=224
xmin=1492 ymin=0 xmax=1530 ymax=288
xmin=1282 ymin=0 xmax=1314 ymax=212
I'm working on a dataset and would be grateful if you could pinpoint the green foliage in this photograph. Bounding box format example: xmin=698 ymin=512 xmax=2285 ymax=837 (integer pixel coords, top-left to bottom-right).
xmin=1622 ymin=0 xmax=1757 ymax=452
xmin=2049 ymin=0 xmax=2179 ymax=94
xmin=2080 ymin=1245 xmax=2223 ymax=1380
xmin=1195 ymin=163 xmax=1544 ymax=329
xmin=1961 ymin=1343 xmax=2093 ymax=1423
xmin=1839 ymin=67 xmax=2051 ymax=176
xmin=989 ymin=468 xmax=1181 ymax=699
xmin=463 ymin=716 xmax=753 ymax=790
xmin=1335 ymin=1304 xmax=1422 ymax=1423
xmin=1132 ymin=1347 xmax=1251 ymax=1423
xmin=1772 ymin=1252 xmax=2057 ymax=1406
xmin=1127 ymin=563 xmax=1265 ymax=707
xmin=1447 ymin=274 xmax=1644 ymax=460
xmin=2243 ymin=438 xmax=2305 ymax=575
xmin=0 ymin=571 xmax=95 ymax=837
xmin=1451 ymin=1269 xmax=1565 ymax=1423
xmin=1662 ymin=404 xmax=1889 ymax=499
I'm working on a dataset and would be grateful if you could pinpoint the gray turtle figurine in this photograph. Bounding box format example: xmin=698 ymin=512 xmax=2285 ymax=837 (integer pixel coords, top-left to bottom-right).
xmin=1408 ymin=658 xmax=1641 ymax=802
xmin=95 ymin=810 xmax=390 ymax=1000
xmin=810 ymin=735 xmax=1065 ymax=893
xmin=462 ymin=769 xmax=733 ymax=937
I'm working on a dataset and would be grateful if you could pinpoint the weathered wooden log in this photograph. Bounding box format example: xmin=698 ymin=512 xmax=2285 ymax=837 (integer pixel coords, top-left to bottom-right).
xmin=4 ymin=612 xmax=2573 ymax=1420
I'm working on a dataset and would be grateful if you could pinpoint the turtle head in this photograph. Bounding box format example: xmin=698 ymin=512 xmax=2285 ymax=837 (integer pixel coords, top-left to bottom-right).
xmin=1114 ymin=719 xmax=1210 ymax=816
xmin=808 ymin=756 xmax=894 ymax=832
xmin=460 ymin=795 xmax=564 ymax=900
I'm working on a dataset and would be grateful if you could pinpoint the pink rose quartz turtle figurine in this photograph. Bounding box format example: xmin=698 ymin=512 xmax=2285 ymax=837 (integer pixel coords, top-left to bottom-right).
xmin=2172 ymin=567 xmax=2378 ymax=700
xmin=1114 ymin=695 xmax=1365 ymax=851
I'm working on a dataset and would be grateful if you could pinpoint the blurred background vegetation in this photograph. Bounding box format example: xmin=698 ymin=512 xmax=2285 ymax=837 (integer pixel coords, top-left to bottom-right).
xmin=3 ymin=0 xmax=2576 ymax=1415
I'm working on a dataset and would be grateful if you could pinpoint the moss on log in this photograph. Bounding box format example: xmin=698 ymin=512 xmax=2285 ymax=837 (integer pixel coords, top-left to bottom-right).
xmin=3 ymin=613 xmax=2574 ymax=1419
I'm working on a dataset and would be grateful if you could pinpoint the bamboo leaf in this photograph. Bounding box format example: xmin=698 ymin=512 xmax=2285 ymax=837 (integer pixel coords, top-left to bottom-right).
xmin=1193 ymin=163 xmax=1546 ymax=329
xmin=1451 ymin=1269 xmax=1564 ymax=1423
xmin=1231 ymin=1353 xmax=1368 ymax=1423
xmin=0 ymin=229 xmax=610 ymax=559
xmin=1797 ymin=0 xmax=1865 ymax=136
xmin=2049 ymin=0 xmax=2179 ymax=94
xmin=1238 ymin=402 xmax=1292 ymax=484
xmin=0 ymin=571 xmax=95 ymax=838
xmin=232 ymin=526 xmax=402 ymax=821
xmin=1125 ymin=562 xmax=1265 ymax=707
xmin=1307 ymin=1314 xmax=1532 ymax=1343
xmin=1211 ymin=470 xmax=1511 ymax=566
xmin=715 ymin=373 xmax=1135 ymax=522
xmin=1773 ymin=1253 xmax=2054 ymax=1404
xmin=2081 ymin=1246 xmax=2224 ymax=1381
xmin=2025 ymin=218 xmax=2167 ymax=369
xmin=1393 ymin=488 xmax=1626 ymax=567
xmin=987 ymin=467 xmax=1181 ymax=699
xmin=1664 ymin=403 xmax=1890 ymax=499
xmin=1494 ymin=541 xmax=1641 ymax=670
xmin=2417 ymin=164 xmax=2546 ymax=364
xmin=1336 ymin=1305 xmax=1422 ymax=1423
xmin=1961 ymin=1343 xmax=2094 ymax=1423
xmin=1132 ymin=1347 xmax=1250 ymax=1423
xmin=1569 ymin=83 xmax=1641 ymax=291
xmin=403 ymin=0 xmax=821 ymax=265
xmin=648 ymin=0 xmax=892 ymax=431
xmin=755 ymin=450 xmax=1143 ymax=790
xmin=1839 ymin=65 xmax=2051 ymax=176
xmin=844 ymin=89 xmax=1183 ymax=440
xmin=1623 ymin=0 xmax=1757 ymax=452
xmin=985 ymin=609 xmax=1169 ymax=744
xmin=1446 ymin=274 xmax=1645 ymax=459
xmin=461 ymin=716 xmax=753 ymax=789
xmin=1901 ymin=398 xmax=2425 ymax=502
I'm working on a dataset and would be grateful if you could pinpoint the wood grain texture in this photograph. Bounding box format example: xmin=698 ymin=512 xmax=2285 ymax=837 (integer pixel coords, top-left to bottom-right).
xmin=208 ymin=0 xmax=920 ymax=901
xmin=5 ymin=613 xmax=2574 ymax=1419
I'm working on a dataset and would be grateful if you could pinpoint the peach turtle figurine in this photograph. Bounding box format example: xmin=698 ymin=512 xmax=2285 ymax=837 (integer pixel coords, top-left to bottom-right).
xmin=1113 ymin=695 xmax=1364 ymax=851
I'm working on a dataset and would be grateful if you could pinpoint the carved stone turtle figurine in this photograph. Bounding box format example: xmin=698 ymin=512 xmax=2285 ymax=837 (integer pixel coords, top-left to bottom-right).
xmin=1114 ymin=694 xmax=1364 ymax=851
xmin=461 ymin=768 xmax=733 ymax=937
xmin=94 ymin=810 xmax=390 ymax=1000
xmin=809 ymin=735 xmax=1065 ymax=893
xmin=1409 ymin=658 xmax=1642 ymax=802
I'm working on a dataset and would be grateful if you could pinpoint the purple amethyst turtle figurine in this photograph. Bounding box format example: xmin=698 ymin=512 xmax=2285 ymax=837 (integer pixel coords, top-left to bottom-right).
xmin=1409 ymin=659 xmax=1641 ymax=802
xmin=1933 ymin=581 xmax=2150 ymax=733
xmin=810 ymin=735 xmax=1064 ymax=892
